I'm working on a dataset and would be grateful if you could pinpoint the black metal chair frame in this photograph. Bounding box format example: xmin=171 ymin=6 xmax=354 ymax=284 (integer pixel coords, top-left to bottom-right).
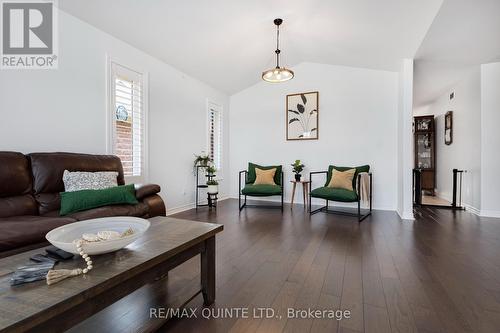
xmin=238 ymin=170 xmax=284 ymax=211
xmin=309 ymin=171 xmax=372 ymax=222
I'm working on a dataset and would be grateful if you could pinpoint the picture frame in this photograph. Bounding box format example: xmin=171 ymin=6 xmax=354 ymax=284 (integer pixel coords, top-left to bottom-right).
xmin=445 ymin=111 xmax=453 ymax=145
xmin=286 ymin=91 xmax=319 ymax=140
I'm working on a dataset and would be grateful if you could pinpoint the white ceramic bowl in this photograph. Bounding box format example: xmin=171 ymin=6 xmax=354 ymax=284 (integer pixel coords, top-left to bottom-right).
xmin=46 ymin=217 xmax=150 ymax=255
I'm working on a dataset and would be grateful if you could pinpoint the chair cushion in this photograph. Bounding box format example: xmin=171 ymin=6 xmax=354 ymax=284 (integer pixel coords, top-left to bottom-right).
xmin=254 ymin=168 xmax=277 ymax=185
xmin=325 ymin=165 xmax=370 ymax=190
xmin=241 ymin=184 xmax=282 ymax=196
xmin=311 ymin=187 xmax=358 ymax=202
xmin=0 ymin=216 xmax=76 ymax=252
xmin=247 ymin=163 xmax=282 ymax=185
xmin=328 ymin=168 xmax=356 ymax=191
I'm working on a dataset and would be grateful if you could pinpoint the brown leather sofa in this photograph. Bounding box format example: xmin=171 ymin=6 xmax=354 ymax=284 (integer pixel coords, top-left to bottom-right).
xmin=0 ymin=151 xmax=166 ymax=257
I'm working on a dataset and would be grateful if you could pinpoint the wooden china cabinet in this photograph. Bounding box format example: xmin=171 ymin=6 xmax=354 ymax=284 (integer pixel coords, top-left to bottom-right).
xmin=414 ymin=115 xmax=435 ymax=195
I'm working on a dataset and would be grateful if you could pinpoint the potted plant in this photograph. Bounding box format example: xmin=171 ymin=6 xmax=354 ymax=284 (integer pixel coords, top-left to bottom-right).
xmin=291 ymin=159 xmax=305 ymax=181
xmin=193 ymin=153 xmax=212 ymax=173
xmin=206 ymin=165 xmax=217 ymax=176
xmin=206 ymin=179 xmax=219 ymax=194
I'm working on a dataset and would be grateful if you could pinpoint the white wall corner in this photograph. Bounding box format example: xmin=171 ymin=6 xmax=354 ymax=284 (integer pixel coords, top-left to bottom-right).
xmin=397 ymin=58 xmax=415 ymax=220
xmin=464 ymin=204 xmax=481 ymax=216
xmin=397 ymin=209 xmax=415 ymax=221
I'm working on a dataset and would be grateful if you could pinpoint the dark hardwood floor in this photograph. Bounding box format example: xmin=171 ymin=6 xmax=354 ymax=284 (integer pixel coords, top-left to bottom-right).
xmin=73 ymin=199 xmax=500 ymax=333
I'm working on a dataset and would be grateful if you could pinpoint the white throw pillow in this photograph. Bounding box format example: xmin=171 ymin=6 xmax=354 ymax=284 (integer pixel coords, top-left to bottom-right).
xmin=63 ymin=170 xmax=118 ymax=192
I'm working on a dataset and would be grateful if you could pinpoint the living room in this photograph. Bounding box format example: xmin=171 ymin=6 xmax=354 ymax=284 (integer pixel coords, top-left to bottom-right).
xmin=1 ymin=0 xmax=500 ymax=332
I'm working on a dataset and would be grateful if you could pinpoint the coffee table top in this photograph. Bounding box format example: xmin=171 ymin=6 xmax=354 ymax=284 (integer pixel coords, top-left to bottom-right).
xmin=0 ymin=217 xmax=223 ymax=331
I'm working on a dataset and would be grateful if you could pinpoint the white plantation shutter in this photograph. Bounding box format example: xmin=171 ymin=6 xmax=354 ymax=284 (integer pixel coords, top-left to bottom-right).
xmin=207 ymin=102 xmax=222 ymax=170
xmin=110 ymin=62 xmax=147 ymax=180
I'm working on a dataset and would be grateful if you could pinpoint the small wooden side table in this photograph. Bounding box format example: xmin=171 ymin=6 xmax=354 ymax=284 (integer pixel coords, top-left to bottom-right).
xmin=290 ymin=180 xmax=311 ymax=208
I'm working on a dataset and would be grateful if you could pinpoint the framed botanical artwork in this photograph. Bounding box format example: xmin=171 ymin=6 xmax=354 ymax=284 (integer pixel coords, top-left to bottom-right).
xmin=445 ymin=111 xmax=453 ymax=145
xmin=286 ymin=91 xmax=319 ymax=140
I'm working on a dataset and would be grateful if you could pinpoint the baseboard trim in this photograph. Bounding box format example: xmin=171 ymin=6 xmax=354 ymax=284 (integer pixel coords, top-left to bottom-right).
xmin=166 ymin=196 xmax=230 ymax=216
xmin=397 ymin=208 xmax=415 ymax=221
xmin=464 ymin=204 xmax=481 ymax=216
xmin=480 ymin=209 xmax=500 ymax=218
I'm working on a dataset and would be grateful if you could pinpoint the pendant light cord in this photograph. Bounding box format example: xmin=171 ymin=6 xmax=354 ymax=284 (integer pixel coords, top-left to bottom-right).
xmin=275 ymin=23 xmax=281 ymax=68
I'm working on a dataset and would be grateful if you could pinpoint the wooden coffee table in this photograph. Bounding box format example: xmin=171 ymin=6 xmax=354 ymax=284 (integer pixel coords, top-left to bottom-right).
xmin=0 ymin=217 xmax=223 ymax=333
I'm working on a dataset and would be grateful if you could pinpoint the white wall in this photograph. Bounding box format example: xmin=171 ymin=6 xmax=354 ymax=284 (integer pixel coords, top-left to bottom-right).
xmin=229 ymin=62 xmax=399 ymax=210
xmin=0 ymin=10 xmax=230 ymax=213
xmin=397 ymin=59 xmax=415 ymax=220
xmin=480 ymin=62 xmax=500 ymax=217
xmin=421 ymin=68 xmax=481 ymax=212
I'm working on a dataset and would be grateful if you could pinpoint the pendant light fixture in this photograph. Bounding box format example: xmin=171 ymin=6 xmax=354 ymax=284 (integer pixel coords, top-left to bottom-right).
xmin=262 ymin=18 xmax=294 ymax=83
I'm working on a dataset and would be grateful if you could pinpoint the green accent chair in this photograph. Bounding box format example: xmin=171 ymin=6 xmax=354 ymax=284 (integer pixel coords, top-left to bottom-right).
xmin=239 ymin=163 xmax=284 ymax=211
xmin=309 ymin=165 xmax=372 ymax=221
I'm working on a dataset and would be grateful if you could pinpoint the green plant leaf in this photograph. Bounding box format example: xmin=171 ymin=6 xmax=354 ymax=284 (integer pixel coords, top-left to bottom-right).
xmin=301 ymin=94 xmax=307 ymax=104
xmin=288 ymin=109 xmax=300 ymax=114
xmin=297 ymin=104 xmax=305 ymax=113
xmin=289 ymin=118 xmax=300 ymax=124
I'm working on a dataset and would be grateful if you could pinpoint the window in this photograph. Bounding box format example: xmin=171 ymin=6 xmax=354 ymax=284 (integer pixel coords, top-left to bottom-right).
xmin=207 ymin=101 xmax=222 ymax=170
xmin=108 ymin=61 xmax=147 ymax=182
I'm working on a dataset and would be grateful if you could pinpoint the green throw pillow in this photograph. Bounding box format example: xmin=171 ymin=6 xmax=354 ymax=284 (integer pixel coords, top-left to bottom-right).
xmin=325 ymin=165 xmax=370 ymax=191
xmin=60 ymin=184 xmax=138 ymax=216
xmin=247 ymin=162 xmax=282 ymax=185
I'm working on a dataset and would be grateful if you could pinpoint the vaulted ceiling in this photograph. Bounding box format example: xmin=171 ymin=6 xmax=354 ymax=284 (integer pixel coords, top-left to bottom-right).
xmin=59 ymin=0 xmax=442 ymax=95
xmin=413 ymin=0 xmax=500 ymax=107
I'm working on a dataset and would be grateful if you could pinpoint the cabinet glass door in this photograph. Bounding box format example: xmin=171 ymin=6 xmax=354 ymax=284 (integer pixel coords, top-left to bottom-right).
xmin=416 ymin=133 xmax=433 ymax=169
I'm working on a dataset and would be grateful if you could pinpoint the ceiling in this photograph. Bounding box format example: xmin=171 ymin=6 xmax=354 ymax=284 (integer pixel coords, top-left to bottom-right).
xmin=58 ymin=0 xmax=442 ymax=95
xmin=413 ymin=0 xmax=500 ymax=107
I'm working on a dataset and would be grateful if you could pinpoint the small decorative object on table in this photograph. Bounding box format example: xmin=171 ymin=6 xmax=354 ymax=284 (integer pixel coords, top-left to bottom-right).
xmin=44 ymin=217 xmax=150 ymax=284
xmin=291 ymin=159 xmax=305 ymax=181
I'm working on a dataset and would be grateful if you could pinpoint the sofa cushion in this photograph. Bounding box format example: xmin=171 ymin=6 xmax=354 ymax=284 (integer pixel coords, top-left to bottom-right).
xmin=0 ymin=195 xmax=38 ymax=218
xmin=60 ymin=184 xmax=138 ymax=216
xmin=63 ymin=170 xmax=118 ymax=192
xmin=0 ymin=216 xmax=76 ymax=252
xmin=0 ymin=151 xmax=32 ymax=197
xmin=29 ymin=152 xmax=125 ymax=215
xmin=67 ymin=203 xmax=149 ymax=220
xmin=311 ymin=187 xmax=358 ymax=202
xmin=242 ymin=184 xmax=282 ymax=196
xmin=247 ymin=163 xmax=282 ymax=185
xmin=0 ymin=152 xmax=37 ymax=217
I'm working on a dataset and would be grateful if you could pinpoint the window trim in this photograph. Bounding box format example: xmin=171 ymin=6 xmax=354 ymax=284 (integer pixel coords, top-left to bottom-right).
xmin=106 ymin=55 xmax=149 ymax=184
xmin=206 ymin=99 xmax=223 ymax=176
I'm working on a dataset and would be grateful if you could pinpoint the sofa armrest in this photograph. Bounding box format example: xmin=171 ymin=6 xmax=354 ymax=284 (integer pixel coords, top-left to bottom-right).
xmin=142 ymin=194 xmax=166 ymax=217
xmin=134 ymin=184 xmax=161 ymax=200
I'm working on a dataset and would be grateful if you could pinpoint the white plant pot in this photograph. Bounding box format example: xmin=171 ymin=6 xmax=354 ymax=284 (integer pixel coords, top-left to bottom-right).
xmin=207 ymin=185 xmax=218 ymax=194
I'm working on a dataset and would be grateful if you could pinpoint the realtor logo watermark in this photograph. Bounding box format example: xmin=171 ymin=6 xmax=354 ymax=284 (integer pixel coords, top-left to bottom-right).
xmin=1 ymin=0 xmax=58 ymax=69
